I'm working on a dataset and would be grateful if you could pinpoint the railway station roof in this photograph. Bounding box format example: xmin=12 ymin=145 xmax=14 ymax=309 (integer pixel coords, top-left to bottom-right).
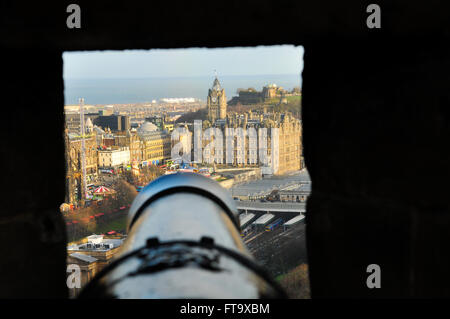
xmin=254 ymin=213 xmax=275 ymax=224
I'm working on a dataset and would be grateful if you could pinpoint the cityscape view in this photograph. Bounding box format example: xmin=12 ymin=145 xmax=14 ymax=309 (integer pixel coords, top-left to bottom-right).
xmin=63 ymin=46 xmax=309 ymax=298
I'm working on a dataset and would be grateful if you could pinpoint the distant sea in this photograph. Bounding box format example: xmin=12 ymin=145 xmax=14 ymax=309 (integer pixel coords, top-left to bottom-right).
xmin=64 ymin=74 xmax=302 ymax=105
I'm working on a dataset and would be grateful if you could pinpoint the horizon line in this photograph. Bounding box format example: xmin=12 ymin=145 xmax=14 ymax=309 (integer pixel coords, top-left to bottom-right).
xmin=64 ymin=73 xmax=302 ymax=81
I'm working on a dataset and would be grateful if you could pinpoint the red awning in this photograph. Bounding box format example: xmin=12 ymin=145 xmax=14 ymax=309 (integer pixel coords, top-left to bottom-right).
xmin=93 ymin=186 xmax=113 ymax=194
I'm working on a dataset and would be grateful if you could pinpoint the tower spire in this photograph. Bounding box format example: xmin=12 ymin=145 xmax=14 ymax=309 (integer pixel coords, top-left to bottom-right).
xmin=207 ymin=70 xmax=227 ymax=122
xmin=212 ymin=71 xmax=222 ymax=91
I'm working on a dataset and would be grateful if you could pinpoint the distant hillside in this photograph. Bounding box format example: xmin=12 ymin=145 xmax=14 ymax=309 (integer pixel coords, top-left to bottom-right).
xmin=175 ymin=108 xmax=207 ymax=123
xmin=228 ymin=96 xmax=240 ymax=106
xmin=227 ymin=103 xmax=255 ymax=114
xmin=267 ymin=95 xmax=302 ymax=117
xmin=228 ymin=95 xmax=302 ymax=118
xmin=175 ymin=95 xmax=301 ymax=123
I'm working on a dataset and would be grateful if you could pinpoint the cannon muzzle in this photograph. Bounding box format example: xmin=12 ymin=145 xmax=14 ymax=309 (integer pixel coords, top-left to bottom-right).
xmin=79 ymin=172 xmax=287 ymax=298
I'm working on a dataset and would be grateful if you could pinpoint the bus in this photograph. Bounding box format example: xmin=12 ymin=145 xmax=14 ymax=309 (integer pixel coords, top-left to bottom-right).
xmin=136 ymin=185 xmax=145 ymax=192
xmin=265 ymin=218 xmax=283 ymax=232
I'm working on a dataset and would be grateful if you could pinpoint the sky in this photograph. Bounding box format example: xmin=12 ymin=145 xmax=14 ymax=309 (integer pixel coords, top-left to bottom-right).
xmin=63 ymin=45 xmax=304 ymax=79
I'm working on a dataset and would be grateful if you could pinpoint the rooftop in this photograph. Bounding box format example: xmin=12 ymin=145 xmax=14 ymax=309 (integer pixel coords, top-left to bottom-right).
xmin=239 ymin=213 xmax=255 ymax=226
xmin=138 ymin=121 xmax=158 ymax=134
xmin=211 ymin=77 xmax=222 ymax=91
xmin=279 ymin=183 xmax=311 ymax=194
xmin=254 ymin=213 xmax=275 ymax=225
xmin=284 ymin=214 xmax=305 ymax=225
xmin=68 ymin=235 xmax=123 ymax=252
xmin=231 ymin=170 xmax=311 ymax=197
xmin=69 ymin=253 xmax=98 ymax=264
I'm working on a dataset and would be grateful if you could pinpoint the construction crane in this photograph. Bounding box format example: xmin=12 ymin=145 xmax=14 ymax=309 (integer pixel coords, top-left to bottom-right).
xmin=79 ymin=98 xmax=88 ymax=203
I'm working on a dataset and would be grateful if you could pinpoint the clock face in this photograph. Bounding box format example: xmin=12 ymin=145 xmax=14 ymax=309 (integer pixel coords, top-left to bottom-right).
xmin=212 ymin=97 xmax=217 ymax=102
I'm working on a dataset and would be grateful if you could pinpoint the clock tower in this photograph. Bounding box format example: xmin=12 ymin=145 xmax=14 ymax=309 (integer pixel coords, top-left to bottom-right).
xmin=207 ymin=76 xmax=227 ymax=123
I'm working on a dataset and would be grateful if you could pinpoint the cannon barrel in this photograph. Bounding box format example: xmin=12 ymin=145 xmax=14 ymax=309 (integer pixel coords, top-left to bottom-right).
xmin=79 ymin=172 xmax=287 ymax=298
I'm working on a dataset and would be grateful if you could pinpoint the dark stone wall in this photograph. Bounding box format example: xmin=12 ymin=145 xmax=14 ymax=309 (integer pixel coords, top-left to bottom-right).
xmin=0 ymin=50 xmax=67 ymax=297
xmin=0 ymin=1 xmax=449 ymax=297
xmin=303 ymin=40 xmax=450 ymax=297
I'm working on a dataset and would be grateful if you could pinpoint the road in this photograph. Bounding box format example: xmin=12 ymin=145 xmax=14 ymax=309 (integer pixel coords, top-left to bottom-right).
xmin=97 ymin=173 xmax=120 ymax=187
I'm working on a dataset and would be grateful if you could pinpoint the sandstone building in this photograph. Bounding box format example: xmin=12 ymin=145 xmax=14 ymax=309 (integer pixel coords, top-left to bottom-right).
xmin=65 ymin=128 xmax=98 ymax=204
xmin=207 ymin=76 xmax=227 ymax=122
xmin=137 ymin=121 xmax=171 ymax=165
xmin=197 ymin=78 xmax=303 ymax=175
xmin=67 ymin=234 xmax=124 ymax=298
